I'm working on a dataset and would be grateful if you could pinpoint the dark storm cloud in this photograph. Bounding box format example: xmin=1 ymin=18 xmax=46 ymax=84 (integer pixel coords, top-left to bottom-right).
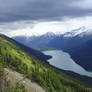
xmin=0 ymin=0 xmax=92 ymax=22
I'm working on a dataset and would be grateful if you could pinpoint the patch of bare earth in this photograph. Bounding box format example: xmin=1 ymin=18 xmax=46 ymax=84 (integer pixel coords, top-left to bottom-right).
xmin=5 ymin=68 xmax=46 ymax=92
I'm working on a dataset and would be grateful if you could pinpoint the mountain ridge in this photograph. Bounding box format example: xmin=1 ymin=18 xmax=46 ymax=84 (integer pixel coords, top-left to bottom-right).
xmin=13 ymin=27 xmax=92 ymax=50
xmin=13 ymin=26 xmax=92 ymax=38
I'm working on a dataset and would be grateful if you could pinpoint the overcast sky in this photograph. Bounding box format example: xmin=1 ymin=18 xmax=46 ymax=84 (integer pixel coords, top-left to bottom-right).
xmin=0 ymin=0 xmax=92 ymax=22
xmin=0 ymin=0 xmax=92 ymax=37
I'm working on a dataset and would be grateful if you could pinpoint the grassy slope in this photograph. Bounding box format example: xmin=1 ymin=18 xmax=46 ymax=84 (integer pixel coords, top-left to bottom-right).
xmin=0 ymin=35 xmax=92 ymax=92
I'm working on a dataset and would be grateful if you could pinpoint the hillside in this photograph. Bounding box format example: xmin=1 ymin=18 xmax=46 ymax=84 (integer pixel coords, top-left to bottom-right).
xmin=1 ymin=34 xmax=51 ymax=61
xmin=70 ymin=39 xmax=92 ymax=71
xmin=0 ymin=34 xmax=92 ymax=92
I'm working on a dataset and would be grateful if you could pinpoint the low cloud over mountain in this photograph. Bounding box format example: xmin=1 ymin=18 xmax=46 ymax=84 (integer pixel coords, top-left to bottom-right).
xmin=0 ymin=16 xmax=92 ymax=37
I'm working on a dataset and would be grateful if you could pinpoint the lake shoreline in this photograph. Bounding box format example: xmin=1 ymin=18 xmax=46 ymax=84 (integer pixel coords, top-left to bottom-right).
xmin=42 ymin=50 xmax=92 ymax=77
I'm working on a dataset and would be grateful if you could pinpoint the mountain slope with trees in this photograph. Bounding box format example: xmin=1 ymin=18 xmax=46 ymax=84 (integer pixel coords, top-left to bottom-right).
xmin=0 ymin=34 xmax=92 ymax=92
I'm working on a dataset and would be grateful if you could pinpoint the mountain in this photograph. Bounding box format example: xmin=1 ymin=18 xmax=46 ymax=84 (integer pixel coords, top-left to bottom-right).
xmin=13 ymin=27 xmax=92 ymax=71
xmin=48 ymin=30 xmax=92 ymax=51
xmin=0 ymin=34 xmax=92 ymax=92
xmin=13 ymin=27 xmax=92 ymax=50
xmin=0 ymin=34 xmax=51 ymax=61
xmin=70 ymin=39 xmax=92 ymax=71
xmin=13 ymin=32 xmax=56 ymax=50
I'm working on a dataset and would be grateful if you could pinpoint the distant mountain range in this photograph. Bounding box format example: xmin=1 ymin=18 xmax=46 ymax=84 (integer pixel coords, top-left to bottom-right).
xmin=13 ymin=26 xmax=92 ymax=71
xmin=13 ymin=26 xmax=92 ymax=50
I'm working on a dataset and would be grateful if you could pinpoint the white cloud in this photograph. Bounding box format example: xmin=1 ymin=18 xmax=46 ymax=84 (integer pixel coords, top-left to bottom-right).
xmin=0 ymin=16 xmax=92 ymax=37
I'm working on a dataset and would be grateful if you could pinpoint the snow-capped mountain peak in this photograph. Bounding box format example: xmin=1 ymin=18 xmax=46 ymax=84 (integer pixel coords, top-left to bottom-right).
xmin=44 ymin=32 xmax=56 ymax=37
xmin=63 ymin=26 xmax=91 ymax=37
xmin=39 ymin=26 xmax=91 ymax=38
xmin=25 ymin=26 xmax=92 ymax=38
xmin=12 ymin=25 xmax=92 ymax=39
